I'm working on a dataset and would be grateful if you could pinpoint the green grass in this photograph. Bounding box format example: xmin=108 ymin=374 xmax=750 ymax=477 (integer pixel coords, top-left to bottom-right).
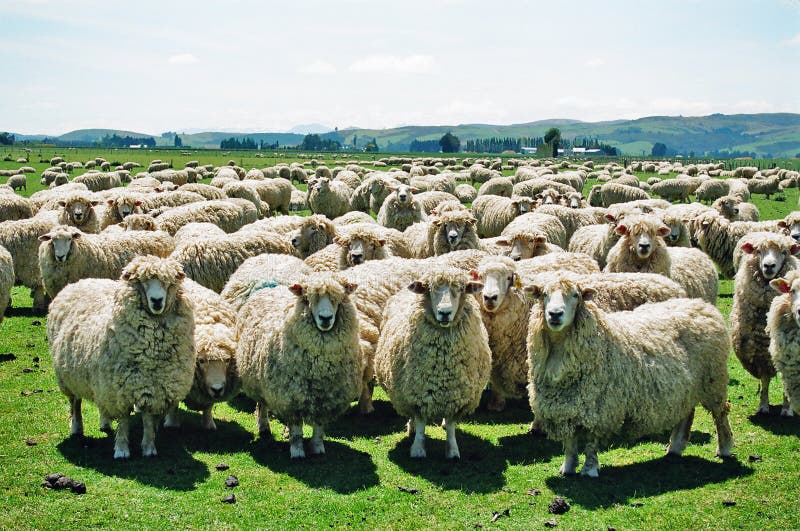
xmin=1 ymin=150 xmax=800 ymax=528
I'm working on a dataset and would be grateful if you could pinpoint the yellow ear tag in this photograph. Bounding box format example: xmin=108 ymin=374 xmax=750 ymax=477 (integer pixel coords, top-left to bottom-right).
xmin=514 ymin=276 xmax=522 ymax=289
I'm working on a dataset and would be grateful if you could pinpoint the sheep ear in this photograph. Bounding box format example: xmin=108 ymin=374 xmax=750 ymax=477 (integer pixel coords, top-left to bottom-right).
xmin=466 ymin=216 xmax=476 ymax=226
xmin=615 ymin=224 xmax=628 ymax=236
xmin=581 ymin=287 xmax=596 ymax=301
xmin=90 ymin=200 xmax=100 ymax=206
xmin=343 ymin=282 xmax=358 ymax=294
xmin=176 ymin=271 xmax=185 ymax=281
xmin=57 ymin=200 xmax=66 ymax=207
xmin=71 ymin=231 xmax=81 ymax=239
xmin=535 ymin=235 xmax=547 ymax=244
xmin=408 ymin=280 xmax=427 ymax=294
xmin=496 ymin=238 xmax=510 ymax=246
xmin=134 ymin=200 xmax=143 ymax=206
xmin=410 ymin=187 xmax=420 ymax=193
xmin=289 ymin=283 xmax=304 ymax=297
xmin=377 ymin=238 xmax=387 ymax=247
xmin=431 ymin=218 xmax=442 ymax=227
xmin=523 ymin=284 xmax=542 ymax=299
xmin=333 ymin=236 xmax=344 ymax=245
xmin=38 ymin=234 xmax=52 ymax=242
xmin=106 ymin=199 xmax=115 ymax=206
xmin=657 ymin=226 xmax=671 ymax=237
xmin=469 ymin=269 xmax=481 ymax=281
xmin=791 ymin=243 xmax=800 ymax=256
xmin=465 ymin=281 xmax=483 ymax=294
xmin=121 ymin=269 xmax=133 ymax=281
xmin=770 ymin=278 xmax=791 ymax=294
xmin=778 ymin=220 xmax=788 ymax=229
xmin=604 ymin=213 xmax=616 ymax=224
xmin=118 ymin=222 xmax=126 ymax=228
xmin=741 ymin=242 xmax=755 ymax=254
xmin=387 ymin=185 xmax=398 ymax=192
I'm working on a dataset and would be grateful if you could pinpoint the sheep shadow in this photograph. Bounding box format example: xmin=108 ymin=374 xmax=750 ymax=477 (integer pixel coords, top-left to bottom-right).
xmin=56 ymin=424 xmax=210 ymax=491
xmin=227 ymin=392 xmax=256 ymax=413
xmin=497 ymin=432 xmax=564 ymax=465
xmin=748 ymin=409 xmax=800 ymax=435
xmin=545 ymin=454 xmax=752 ymax=509
xmin=163 ymin=411 xmax=253 ymax=454
xmin=327 ymin=399 xmax=411 ymax=439
xmin=5 ymin=306 xmax=47 ymax=318
xmin=387 ymin=430 xmax=507 ymax=493
xmin=249 ymin=437 xmax=379 ymax=494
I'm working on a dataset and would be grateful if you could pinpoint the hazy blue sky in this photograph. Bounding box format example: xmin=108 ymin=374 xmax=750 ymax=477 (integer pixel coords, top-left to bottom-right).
xmin=1 ymin=0 xmax=798 ymax=135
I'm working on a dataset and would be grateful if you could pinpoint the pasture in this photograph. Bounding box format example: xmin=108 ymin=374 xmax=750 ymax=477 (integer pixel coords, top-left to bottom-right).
xmin=0 ymin=148 xmax=799 ymax=529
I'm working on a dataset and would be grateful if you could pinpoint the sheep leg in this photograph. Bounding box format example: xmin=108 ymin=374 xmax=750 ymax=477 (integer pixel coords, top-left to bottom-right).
xmin=98 ymin=410 xmax=112 ymax=434
xmin=309 ymin=424 xmax=325 ymax=455
xmin=444 ymin=418 xmax=460 ymax=460
xmin=289 ymin=424 xmax=305 ymax=459
xmin=581 ymin=442 xmax=600 ymax=477
xmin=713 ymin=405 xmax=734 ymax=458
xmin=163 ymin=404 xmax=181 ymax=428
xmin=69 ymin=397 xmax=83 ymax=436
xmin=409 ymin=417 xmax=427 ymax=458
xmin=406 ymin=418 xmax=415 ymax=435
xmin=758 ymin=375 xmax=771 ymax=414
xmin=256 ymin=400 xmax=271 ymax=437
xmin=141 ymin=413 xmax=158 ymax=457
xmin=486 ymin=390 xmax=506 ymax=412
xmin=31 ymin=286 xmax=49 ymax=311
xmin=201 ymin=405 xmax=217 ymax=430
xmin=358 ymin=375 xmax=375 ymax=415
xmin=113 ymin=414 xmax=131 ymax=459
xmin=667 ymin=408 xmax=695 ymax=456
xmin=781 ymin=392 xmax=795 ymax=418
xmin=559 ymin=438 xmax=579 ymax=475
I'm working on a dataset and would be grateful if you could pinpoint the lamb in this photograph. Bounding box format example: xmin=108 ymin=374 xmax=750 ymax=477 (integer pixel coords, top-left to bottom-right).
xmin=38 ymin=225 xmax=175 ymax=298
xmin=604 ymin=214 xmax=718 ymax=304
xmin=587 ymin=182 xmax=650 ymax=207
xmin=524 ymin=275 xmax=733 ymax=477
xmin=0 ymin=244 xmax=12 ymax=323
xmin=0 ymin=192 xmax=33 ymax=221
xmin=501 ymin=212 xmax=567 ymax=248
xmin=7 ymin=174 xmax=26 ymax=191
xmin=308 ymin=177 xmax=352 ymax=219
xmin=155 ymin=200 xmax=258 ymax=235
xmin=305 ymin=226 xmax=390 ymax=271
xmin=48 ymin=256 xmax=195 ymax=458
xmin=374 ymin=266 xmax=491 ymax=459
xmin=377 ymin=184 xmax=426 ymax=232
xmin=170 ymin=230 xmax=294 ymax=293
xmin=236 ymin=273 xmax=362 ymax=458
xmin=767 ymin=270 xmax=800 ymax=415
xmin=477 ymin=177 xmax=514 ymax=197
xmin=56 ymin=192 xmax=102 ymax=233
xmin=221 ymin=254 xmax=312 ymax=313
xmin=162 ymin=278 xmax=240 ymax=430
xmin=731 ymin=233 xmax=800 ymax=415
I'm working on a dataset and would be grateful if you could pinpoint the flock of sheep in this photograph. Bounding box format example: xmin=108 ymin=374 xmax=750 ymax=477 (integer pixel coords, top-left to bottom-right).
xmin=2 ymin=154 xmax=800 ymax=477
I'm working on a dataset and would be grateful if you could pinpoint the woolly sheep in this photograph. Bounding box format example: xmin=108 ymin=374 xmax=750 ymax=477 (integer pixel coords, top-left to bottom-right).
xmin=477 ymin=177 xmax=514 ymax=198
xmin=731 ymin=233 xmax=800 ymax=415
xmin=305 ymin=226 xmax=390 ymax=272
xmin=56 ymin=192 xmax=102 ymax=233
xmin=471 ymin=195 xmax=535 ymax=238
xmin=0 ymin=211 xmax=60 ymax=309
xmin=170 ymin=230 xmax=294 ymax=293
xmin=0 ymin=193 xmax=33 ymax=222
xmin=415 ymin=191 xmax=461 ymax=215
xmin=223 ymin=180 xmax=269 ymax=218
xmin=567 ymin=220 xmax=620 ymax=270
xmin=308 ymin=177 xmax=352 ymax=219
xmin=587 ymin=182 xmax=650 ymax=207
xmin=290 ymin=215 xmax=338 ymax=258
xmin=501 ymin=212 xmax=567 ymax=249
xmin=495 ymin=228 xmax=563 ymax=261
xmin=694 ymin=179 xmax=729 ymax=203
xmin=237 ymin=273 xmax=362 ymax=458
xmin=290 ymin=189 xmax=308 ymax=212
xmin=117 ymin=214 xmax=159 ymax=232
xmin=162 ymin=278 xmax=240 ymax=430
xmin=377 ymin=184 xmax=426 ymax=232
xmin=712 ymin=196 xmax=760 ymax=222
xmin=454 ymin=183 xmax=478 ymax=203
xmin=221 ymin=253 xmax=311 ymax=313
xmin=333 ymin=211 xmax=376 ymax=226
xmin=0 ymin=244 xmax=12 ymax=323
xmin=155 ymin=200 xmax=258 ymax=235
xmin=72 ymin=171 xmax=121 ymax=192
xmin=140 ymin=191 xmax=207 ymax=213
xmin=173 ymin=222 xmax=226 ymax=247
xmin=7 ymin=174 xmax=26 ymax=191
xmin=38 ymin=225 xmax=175 ymax=298
xmin=48 ymin=256 xmax=195 ymax=458
xmin=535 ymin=204 xmax=608 ymax=243
xmin=374 ymin=266 xmax=491 ymax=459
xmin=256 ymin=177 xmax=293 ymax=215
xmin=178 ymin=183 xmax=227 ymax=201
xmin=524 ymin=276 xmax=733 ymax=476
xmin=747 ymin=176 xmax=780 ymax=199
xmin=767 ymin=270 xmax=800 ymax=415
xmin=514 ymin=178 xmax=575 ymax=199
xmin=404 ymin=209 xmax=480 ymax=258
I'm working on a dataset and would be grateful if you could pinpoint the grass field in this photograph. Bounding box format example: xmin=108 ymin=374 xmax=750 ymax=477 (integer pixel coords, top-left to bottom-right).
xmin=1 ymin=149 xmax=799 ymax=529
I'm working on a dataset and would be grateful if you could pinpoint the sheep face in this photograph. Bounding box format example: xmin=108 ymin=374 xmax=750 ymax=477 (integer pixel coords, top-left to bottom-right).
xmin=108 ymin=195 xmax=143 ymax=219
xmin=770 ymin=276 xmax=800 ymax=328
xmin=741 ymin=239 xmax=800 ymax=281
xmin=525 ymin=280 xmax=595 ymax=332
xmin=497 ymin=232 xmax=547 ymax=261
xmin=712 ymin=197 xmax=739 ymax=221
xmin=197 ymin=357 xmax=229 ymax=399
xmin=615 ymin=217 xmax=670 ymax=259
xmin=59 ymin=196 xmax=99 ymax=225
xmin=566 ymin=193 xmax=582 ymax=209
xmin=512 ymin=198 xmax=534 ymax=215
xmin=121 ymin=257 xmax=186 ymax=316
xmin=778 ymin=217 xmax=800 ymax=243
xmin=142 ymin=278 xmax=169 ymax=314
xmin=536 ymin=189 xmax=560 ymax=206
xmin=39 ymin=227 xmax=81 ymax=263
xmin=120 ymin=214 xmax=157 ymax=231
xmin=337 ymin=235 xmax=386 ymax=267
xmin=471 ymin=265 xmax=516 ymax=313
xmin=292 ymin=216 xmax=336 ymax=257
xmin=433 ymin=214 xmax=474 ymax=248
xmin=289 ymin=276 xmax=356 ymax=332
xmin=410 ymin=277 xmax=482 ymax=328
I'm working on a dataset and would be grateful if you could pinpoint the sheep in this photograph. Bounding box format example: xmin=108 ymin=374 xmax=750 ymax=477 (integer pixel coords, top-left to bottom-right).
xmin=0 ymin=211 xmax=60 ymax=310
xmin=515 ymin=252 xmax=601 ymax=278
xmin=0 ymin=244 xmax=12 ymax=323
xmin=767 ymin=270 xmax=800 ymax=415
xmin=117 ymin=214 xmax=159 ymax=232
xmin=656 ymin=210 xmax=691 ymax=247
xmin=305 ymin=226 xmax=390 ymax=272
xmin=477 ymin=177 xmax=514 ymax=198
xmin=48 ymin=256 xmax=195 ymax=459
xmin=162 ymin=278 xmax=240 ymax=430
xmin=514 ymin=178 xmax=575 ymax=199
xmin=747 ymin=176 xmax=780 ymax=199
xmin=140 ymin=191 xmax=207 ymax=213
xmin=333 ymin=169 xmax=361 ymax=191
xmin=38 ymin=225 xmax=175 ymax=298
xmin=567 ymin=220 xmax=621 ymax=270
xmin=221 ymin=254 xmax=312 ymax=313
xmin=100 ymin=193 xmax=144 ymax=229
xmin=155 ymin=200 xmax=258 ymax=235
xmin=374 ymin=266 xmax=491 ymax=459
xmin=178 ymin=183 xmax=227 ymax=201
xmin=56 ymin=192 xmax=102 ymax=233
xmin=650 ymin=179 xmax=697 ymax=203
xmin=290 ymin=214 xmax=338 ymax=258
xmin=223 ymin=180 xmax=269 ymax=218
xmin=170 ymin=230 xmax=294 ymax=293
xmin=495 ymin=228 xmax=563 ymax=261
xmin=587 ymin=182 xmax=650 ymax=207
xmin=731 ymin=233 xmax=800 ymax=415
xmin=454 ymin=183 xmax=478 ymax=203
xmin=405 ymin=209 xmax=481 ymax=258
xmin=7 ymin=174 xmax=26 ymax=191
xmin=257 ymin=177 xmax=293 ymax=215
xmin=604 ymin=214 xmax=718 ymax=304
xmin=501 ymin=212 xmax=567 ymax=249
xmin=415 ymin=191 xmax=461 ymax=215
xmin=172 ymin=222 xmax=226 ymax=246
xmin=72 ymin=171 xmax=121 ymax=192
xmin=236 ymin=273 xmax=362 ymax=458
xmin=367 ymin=176 xmax=405 ymax=213
xmin=0 ymin=192 xmax=33 ymax=221
xmin=290 ymin=189 xmax=308 ymax=212
xmin=534 ymin=204 xmax=608 ymax=243
xmin=694 ymin=179 xmax=729 ymax=203
xmin=377 ymin=184 xmax=426 ymax=232
xmin=523 ymin=275 xmax=733 ymax=477
xmin=308 ymin=177 xmax=352 ymax=219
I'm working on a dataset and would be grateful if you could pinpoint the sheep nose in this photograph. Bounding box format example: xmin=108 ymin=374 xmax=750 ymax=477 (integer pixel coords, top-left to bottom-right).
xmin=484 ymin=294 xmax=497 ymax=303
xmin=150 ymin=297 xmax=164 ymax=310
xmin=792 ymin=233 xmax=800 ymax=242
xmin=763 ymin=263 xmax=776 ymax=272
xmin=638 ymin=243 xmax=650 ymax=252
xmin=291 ymin=237 xmax=300 ymax=247
xmin=511 ymin=254 xmax=521 ymax=262
xmin=548 ymin=309 xmax=564 ymax=322
xmin=350 ymin=253 xmax=364 ymax=264
xmin=437 ymin=309 xmax=452 ymax=321
xmin=398 ymin=194 xmax=407 ymax=201
xmin=210 ymin=384 xmax=224 ymax=397
xmin=318 ymin=314 xmax=333 ymax=329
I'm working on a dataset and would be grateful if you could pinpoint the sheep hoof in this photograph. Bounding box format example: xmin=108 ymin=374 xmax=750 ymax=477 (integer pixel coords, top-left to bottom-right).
xmin=163 ymin=418 xmax=180 ymax=429
xmin=756 ymin=403 xmax=771 ymax=415
xmin=410 ymin=445 xmax=427 ymax=459
xmin=559 ymin=463 xmax=577 ymax=476
xmin=202 ymin=419 xmax=218 ymax=430
xmin=290 ymin=445 xmax=306 ymax=459
xmin=113 ymin=446 xmax=130 ymax=459
xmin=359 ymin=401 xmax=375 ymax=415
xmin=445 ymin=450 xmax=460 ymax=460
xmin=580 ymin=466 xmax=599 ymax=478
xmin=781 ymin=407 xmax=794 ymax=418
xmin=141 ymin=443 xmax=158 ymax=457
xmin=309 ymin=442 xmax=325 ymax=456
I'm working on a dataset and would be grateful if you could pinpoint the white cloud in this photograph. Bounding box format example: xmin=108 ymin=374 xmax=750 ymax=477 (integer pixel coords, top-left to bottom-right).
xmin=298 ymin=60 xmax=337 ymax=75
xmin=782 ymin=33 xmax=800 ymax=46
xmin=168 ymin=53 xmax=198 ymax=65
xmin=584 ymin=57 xmax=606 ymax=68
xmin=349 ymin=54 xmax=436 ymax=74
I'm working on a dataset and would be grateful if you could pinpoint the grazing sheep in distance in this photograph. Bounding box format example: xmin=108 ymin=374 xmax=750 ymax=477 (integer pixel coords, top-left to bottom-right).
xmin=47 ymin=256 xmax=195 ymax=459
xmin=524 ymin=275 xmax=733 ymax=477
xmin=7 ymin=174 xmax=26 ymax=191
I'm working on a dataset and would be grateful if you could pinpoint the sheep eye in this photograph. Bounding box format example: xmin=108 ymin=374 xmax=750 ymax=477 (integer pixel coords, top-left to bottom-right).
xmin=198 ymin=359 xmax=206 ymax=364
xmin=572 ymin=293 xmax=579 ymax=298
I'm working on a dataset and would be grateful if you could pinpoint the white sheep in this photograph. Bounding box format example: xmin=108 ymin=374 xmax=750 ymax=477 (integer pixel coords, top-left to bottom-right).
xmin=221 ymin=253 xmax=312 ymax=313
xmin=767 ymin=270 xmax=800 ymax=416
xmin=377 ymin=184 xmax=426 ymax=232
xmin=308 ymin=177 xmax=352 ymax=219
xmin=0 ymin=244 xmax=12 ymax=323
xmin=471 ymin=195 xmax=535 ymax=238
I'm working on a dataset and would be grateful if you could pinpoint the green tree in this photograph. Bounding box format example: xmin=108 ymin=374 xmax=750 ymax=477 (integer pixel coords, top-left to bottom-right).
xmin=174 ymin=134 xmax=182 ymax=147
xmin=544 ymin=127 xmax=560 ymax=157
xmin=439 ymin=131 xmax=460 ymax=153
xmin=364 ymin=138 xmax=379 ymax=152
xmin=651 ymin=142 xmax=667 ymax=157
xmin=0 ymin=132 xmax=15 ymax=146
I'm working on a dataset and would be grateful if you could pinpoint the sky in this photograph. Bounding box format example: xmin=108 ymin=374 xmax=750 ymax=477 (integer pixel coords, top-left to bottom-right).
xmin=1 ymin=0 xmax=798 ymax=135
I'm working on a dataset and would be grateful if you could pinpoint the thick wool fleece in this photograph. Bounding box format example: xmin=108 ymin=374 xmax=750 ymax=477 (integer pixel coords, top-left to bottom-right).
xmin=48 ymin=257 xmax=195 ymax=419
xmin=731 ymin=234 xmax=800 ymax=380
xmin=604 ymin=215 xmax=672 ymax=275
xmin=471 ymin=195 xmax=531 ymax=238
xmin=236 ymin=274 xmax=362 ymax=426
xmin=535 ymin=204 xmax=608 ymax=243
xmin=375 ymin=267 xmax=491 ymax=423
xmin=221 ymin=254 xmax=312 ymax=313
xmin=56 ymin=192 xmax=101 ymax=233
xmin=502 ymin=212 xmax=567 ymax=248
xmin=305 ymin=228 xmax=391 ymax=272
xmin=768 ymin=271 xmax=800 ymax=412
xmin=0 ymin=211 xmax=59 ymax=305
xmin=377 ymin=191 xmax=426 ymax=232
xmin=431 ymin=210 xmax=481 ymax=256
xmin=0 ymin=244 xmax=13 ymax=321
xmin=156 ymin=200 xmax=257 ymax=235
xmin=527 ymin=283 xmax=730 ymax=447
xmin=567 ymin=224 xmax=620 ymax=270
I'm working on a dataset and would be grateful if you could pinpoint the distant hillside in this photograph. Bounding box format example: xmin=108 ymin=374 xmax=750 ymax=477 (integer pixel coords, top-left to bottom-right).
xmin=178 ymin=131 xmax=305 ymax=149
xmin=58 ymin=129 xmax=157 ymax=143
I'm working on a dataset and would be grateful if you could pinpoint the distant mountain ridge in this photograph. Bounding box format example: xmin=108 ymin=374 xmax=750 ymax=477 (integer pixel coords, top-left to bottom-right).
xmin=7 ymin=113 xmax=800 ymax=157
